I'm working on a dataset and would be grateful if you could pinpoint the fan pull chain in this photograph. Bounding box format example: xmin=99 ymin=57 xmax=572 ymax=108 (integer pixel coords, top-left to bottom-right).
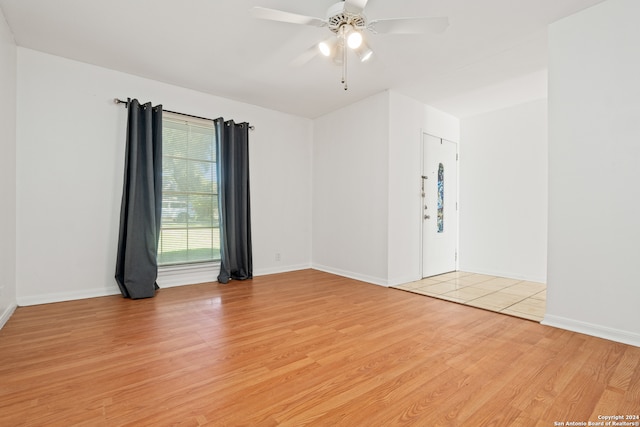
xmin=341 ymin=26 xmax=348 ymax=90
xmin=343 ymin=42 xmax=348 ymax=90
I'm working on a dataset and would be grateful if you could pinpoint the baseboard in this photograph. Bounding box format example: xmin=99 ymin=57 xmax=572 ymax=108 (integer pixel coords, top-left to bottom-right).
xmin=253 ymin=263 xmax=312 ymax=277
xmin=311 ymin=264 xmax=388 ymax=287
xmin=0 ymin=302 xmax=18 ymax=330
xmin=387 ymin=274 xmax=422 ymax=288
xmin=17 ymin=264 xmax=313 ymax=306
xmin=542 ymin=314 xmax=640 ymax=348
xmin=16 ymin=270 xmax=202 ymax=306
xmin=17 ymin=286 xmax=121 ymax=307
xmin=458 ymin=266 xmax=546 ymax=284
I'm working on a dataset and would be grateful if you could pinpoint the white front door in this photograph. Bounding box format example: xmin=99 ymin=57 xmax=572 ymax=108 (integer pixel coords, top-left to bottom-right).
xmin=422 ymin=133 xmax=458 ymax=278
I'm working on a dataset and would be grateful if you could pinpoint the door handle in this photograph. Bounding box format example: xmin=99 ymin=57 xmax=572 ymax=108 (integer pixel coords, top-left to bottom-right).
xmin=424 ymin=215 xmax=430 ymax=219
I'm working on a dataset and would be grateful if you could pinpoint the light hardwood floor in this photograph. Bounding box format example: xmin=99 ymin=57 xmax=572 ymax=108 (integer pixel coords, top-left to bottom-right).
xmin=1 ymin=270 xmax=638 ymax=426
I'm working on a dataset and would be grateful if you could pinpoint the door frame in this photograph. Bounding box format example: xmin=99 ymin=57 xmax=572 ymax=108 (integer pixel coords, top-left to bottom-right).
xmin=420 ymin=132 xmax=460 ymax=278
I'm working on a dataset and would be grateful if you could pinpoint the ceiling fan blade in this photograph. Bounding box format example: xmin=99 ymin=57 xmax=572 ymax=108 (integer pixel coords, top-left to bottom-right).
xmin=344 ymin=0 xmax=370 ymax=14
xmin=290 ymin=45 xmax=320 ymax=67
xmin=251 ymin=7 xmax=326 ymax=27
xmin=369 ymin=17 xmax=449 ymax=34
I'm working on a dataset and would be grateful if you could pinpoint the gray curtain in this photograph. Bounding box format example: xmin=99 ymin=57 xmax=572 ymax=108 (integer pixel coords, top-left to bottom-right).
xmin=115 ymin=99 xmax=163 ymax=299
xmin=215 ymin=118 xmax=252 ymax=284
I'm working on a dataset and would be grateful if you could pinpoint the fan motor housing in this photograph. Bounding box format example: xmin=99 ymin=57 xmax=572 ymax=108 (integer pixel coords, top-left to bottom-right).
xmin=326 ymin=1 xmax=367 ymax=33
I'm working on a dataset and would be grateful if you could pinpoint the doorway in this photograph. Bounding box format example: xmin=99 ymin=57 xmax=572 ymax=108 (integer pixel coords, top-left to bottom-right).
xmin=422 ymin=133 xmax=458 ymax=278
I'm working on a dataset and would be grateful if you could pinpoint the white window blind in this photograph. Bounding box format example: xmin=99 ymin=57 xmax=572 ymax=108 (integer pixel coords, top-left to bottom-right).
xmin=159 ymin=112 xmax=220 ymax=265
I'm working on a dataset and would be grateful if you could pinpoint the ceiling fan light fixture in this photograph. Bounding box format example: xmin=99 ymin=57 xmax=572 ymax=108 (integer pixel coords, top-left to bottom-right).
xmin=354 ymin=41 xmax=373 ymax=62
xmin=318 ymin=41 xmax=331 ymax=56
xmin=359 ymin=47 xmax=373 ymax=62
xmin=347 ymin=30 xmax=363 ymax=49
xmin=332 ymin=43 xmax=344 ymax=65
xmin=318 ymin=36 xmax=338 ymax=57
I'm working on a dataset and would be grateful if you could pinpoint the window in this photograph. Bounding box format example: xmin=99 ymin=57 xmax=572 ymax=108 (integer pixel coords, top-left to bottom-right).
xmin=158 ymin=112 xmax=220 ymax=265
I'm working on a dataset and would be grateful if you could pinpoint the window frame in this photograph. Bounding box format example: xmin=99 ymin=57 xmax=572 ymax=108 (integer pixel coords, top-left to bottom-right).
xmin=158 ymin=111 xmax=221 ymax=268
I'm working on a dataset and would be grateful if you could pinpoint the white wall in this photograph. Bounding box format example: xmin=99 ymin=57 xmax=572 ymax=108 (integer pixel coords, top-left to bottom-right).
xmin=459 ymin=99 xmax=548 ymax=282
xmin=312 ymin=91 xmax=390 ymax=285
xmin=312 ymin=90 xmax=459 ymax=286
xmin=387 ymin=92 xmax=424 ymax=286
xmin=387 ymin=92 xmax=459 ymax=285
xmin=0 ymin=7 xmax=17 ymax=327
xmin=545 ymin=0 xmax=640 ymax=346
xmin=424 ymin=105 xmax=460 ymax=144
xmin=16 ymin=48 xmax=312 ymax=305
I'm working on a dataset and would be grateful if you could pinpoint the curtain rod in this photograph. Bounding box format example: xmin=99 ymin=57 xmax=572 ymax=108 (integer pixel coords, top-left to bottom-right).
xmin=113 ymin=98 xmax=254 ymax=130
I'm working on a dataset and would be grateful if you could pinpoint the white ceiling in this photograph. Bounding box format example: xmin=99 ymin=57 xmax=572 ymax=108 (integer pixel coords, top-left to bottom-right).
xmin=0 ymin=0 xmax=604 ymax=118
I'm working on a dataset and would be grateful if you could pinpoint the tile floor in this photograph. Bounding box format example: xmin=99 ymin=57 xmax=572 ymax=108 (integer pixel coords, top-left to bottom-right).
xmin=393 ymin=271 xmax=546 ymax=322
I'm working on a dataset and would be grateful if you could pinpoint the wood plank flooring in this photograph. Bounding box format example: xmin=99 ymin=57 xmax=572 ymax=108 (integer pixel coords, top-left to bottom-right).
xmin=0 ymin=269 xmax=638 ymax=426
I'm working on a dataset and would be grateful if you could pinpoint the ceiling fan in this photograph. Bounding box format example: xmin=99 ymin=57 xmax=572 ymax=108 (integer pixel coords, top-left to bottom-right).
xmin=252 ymin=0 xmax=449 ymax=90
